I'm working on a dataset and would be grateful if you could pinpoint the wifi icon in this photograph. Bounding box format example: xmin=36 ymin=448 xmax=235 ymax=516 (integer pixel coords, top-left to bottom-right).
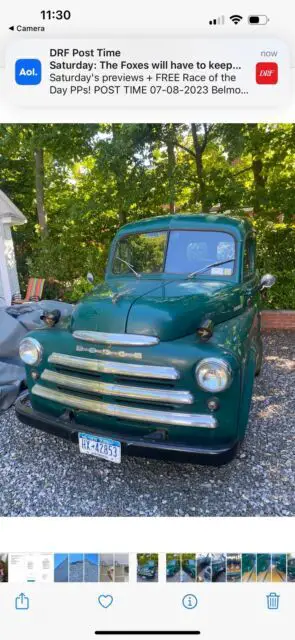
xmin=230 ymin=14 xmax=243 ymax=24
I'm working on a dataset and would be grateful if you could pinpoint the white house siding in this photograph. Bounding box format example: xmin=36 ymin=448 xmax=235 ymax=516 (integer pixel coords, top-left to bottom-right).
xmin=2 ymin=223 xmax=20 ymax=299
xmin=0 ymin=223 xmax=10 ymax=304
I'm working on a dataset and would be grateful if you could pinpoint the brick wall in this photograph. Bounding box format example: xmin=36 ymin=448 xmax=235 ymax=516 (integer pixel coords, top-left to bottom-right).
xmin=261 ymin=310 xmax=295 ymax=331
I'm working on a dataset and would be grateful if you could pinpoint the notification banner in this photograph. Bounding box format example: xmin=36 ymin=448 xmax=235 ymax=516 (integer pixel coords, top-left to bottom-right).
xmin=6 ymin=38 xmax=290 ymax=109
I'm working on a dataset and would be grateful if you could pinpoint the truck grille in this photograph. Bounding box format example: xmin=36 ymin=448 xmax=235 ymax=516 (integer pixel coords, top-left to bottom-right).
xmin=48 ymin=352 xmax=179 ymax=380
xmin=41 ymin=369 xmax=193 ymax=405
xmin=33 ymin=352 xmax=217 ymax=430
xmin=31 ymin=384 xmax=216 ymax=429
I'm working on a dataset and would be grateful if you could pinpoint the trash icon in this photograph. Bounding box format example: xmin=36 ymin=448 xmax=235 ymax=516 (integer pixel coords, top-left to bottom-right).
xmin=266 ymin=593 xmax=280 ymax=610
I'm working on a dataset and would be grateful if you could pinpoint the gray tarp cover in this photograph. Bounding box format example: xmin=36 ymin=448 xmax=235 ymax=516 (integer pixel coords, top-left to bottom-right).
xmin=0 ymin=301 xmax=73 ymax=412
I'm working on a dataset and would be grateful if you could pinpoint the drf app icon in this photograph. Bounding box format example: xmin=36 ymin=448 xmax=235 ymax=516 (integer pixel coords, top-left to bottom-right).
xmin=256 ymin=62 xmax=278 ymax=85
xmin=15 ymin=59 xmax=42 ymax=85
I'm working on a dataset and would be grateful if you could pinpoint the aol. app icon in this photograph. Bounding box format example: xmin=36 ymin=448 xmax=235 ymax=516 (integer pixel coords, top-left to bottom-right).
xmin=15 ymin=59 xmax=42 ymax=85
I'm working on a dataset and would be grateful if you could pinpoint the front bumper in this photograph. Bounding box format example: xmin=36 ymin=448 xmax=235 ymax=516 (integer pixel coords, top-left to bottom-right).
xmin=15 ymin=390 xmax=238 ymax=464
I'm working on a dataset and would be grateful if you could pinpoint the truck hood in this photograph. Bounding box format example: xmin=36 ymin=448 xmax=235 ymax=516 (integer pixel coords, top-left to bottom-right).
xmin=71 ymin=279 xmax=164 ymax=334
xmin=71 ymin=278 xmax=244 ymax=341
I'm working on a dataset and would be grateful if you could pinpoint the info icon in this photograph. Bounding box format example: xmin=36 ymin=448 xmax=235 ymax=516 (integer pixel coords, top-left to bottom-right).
xmin=256 ymin=62 xmax=278 ymax=84
xmin=15 ymin=59 xmax=42 ymax=85
xmin=182 ymin=594 xmax=198 ymax=610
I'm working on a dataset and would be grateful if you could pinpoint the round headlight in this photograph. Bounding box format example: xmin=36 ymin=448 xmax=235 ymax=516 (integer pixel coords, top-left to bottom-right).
xmin=19 ymin=337 xmax=43 ymax=366
xmin=195 ymin=358 xmax=232 ymax=392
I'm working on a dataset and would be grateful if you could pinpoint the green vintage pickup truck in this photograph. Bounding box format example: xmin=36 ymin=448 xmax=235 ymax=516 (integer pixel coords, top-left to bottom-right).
xmin=16 ymin=214 xmax=275 ymax=465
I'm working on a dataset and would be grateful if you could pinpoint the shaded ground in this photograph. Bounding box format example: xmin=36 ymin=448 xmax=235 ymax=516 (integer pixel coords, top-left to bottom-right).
xmin=137 ymin=570 xmax=158 ymax=582
xmin=0 ymin=332 xmax=294 ymax=517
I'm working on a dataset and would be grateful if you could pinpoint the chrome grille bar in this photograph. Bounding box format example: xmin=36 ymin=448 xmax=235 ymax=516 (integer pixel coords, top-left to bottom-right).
xmin=32 ymin=385 xmax=217 ymax=429
xmin=48 ymin=353 xmax=179 ymax=380
xmin=73 ymin=331 xmax=159 ymax=346
xmin=41 ymin=369 xmax=193 ymax=405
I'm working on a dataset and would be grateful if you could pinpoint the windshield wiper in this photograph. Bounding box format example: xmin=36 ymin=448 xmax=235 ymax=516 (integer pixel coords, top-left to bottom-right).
xmin=187 ymin=259 xmax=234 ymax=279
xmin=115 ymin=256 xmax=141 ymax=278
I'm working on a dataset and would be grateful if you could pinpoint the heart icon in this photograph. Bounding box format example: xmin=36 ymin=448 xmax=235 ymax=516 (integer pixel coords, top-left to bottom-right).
xmin=98 ymin=594 xmax=113 ymax=609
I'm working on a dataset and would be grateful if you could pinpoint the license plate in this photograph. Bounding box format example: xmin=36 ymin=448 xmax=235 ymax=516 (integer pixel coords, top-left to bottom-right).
xmin=78 ymin=432 xmax=121 ymax=464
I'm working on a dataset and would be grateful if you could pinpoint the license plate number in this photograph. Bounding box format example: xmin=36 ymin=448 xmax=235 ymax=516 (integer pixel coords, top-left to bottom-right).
xmin=78 ymin=432 xmax=121 ymax=464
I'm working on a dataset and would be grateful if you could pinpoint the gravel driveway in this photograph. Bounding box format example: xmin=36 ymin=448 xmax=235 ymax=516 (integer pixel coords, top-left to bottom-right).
xmin=0 ymin=332 xmax=294 ymax=517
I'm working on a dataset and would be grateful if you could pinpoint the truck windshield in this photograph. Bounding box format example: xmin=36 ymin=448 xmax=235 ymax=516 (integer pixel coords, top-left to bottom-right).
xmin=112 ymin=229 xmax=235 ymax=276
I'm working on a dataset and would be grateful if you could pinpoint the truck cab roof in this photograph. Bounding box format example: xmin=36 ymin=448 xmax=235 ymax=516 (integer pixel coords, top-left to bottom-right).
xmin=116 ymin=213 xmax=254 ymax=242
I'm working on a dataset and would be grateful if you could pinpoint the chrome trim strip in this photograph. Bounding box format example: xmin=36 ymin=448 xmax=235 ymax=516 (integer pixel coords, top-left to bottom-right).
xmin=48 ymin=353 xmax=179 ymax=380
xmin=32 ymin=385 xmax=217 ymax=429
xmin=41 ymin=369 xmax=193 ymax=405
xmin=73 ymin=330 xmax=159 ymax=346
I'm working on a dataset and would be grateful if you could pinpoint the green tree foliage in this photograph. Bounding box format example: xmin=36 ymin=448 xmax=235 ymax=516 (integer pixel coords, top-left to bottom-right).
xmin=255 ymin=220 xmax=295 ymax=309
xmin=0 ymin=123 xmax=294 ymax=305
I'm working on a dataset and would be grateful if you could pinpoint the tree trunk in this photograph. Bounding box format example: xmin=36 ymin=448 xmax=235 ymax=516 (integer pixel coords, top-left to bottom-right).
xmin=117 ymin=173 xmax=128 ymax=226
xmin=247 ymin=123 xmax=267 ymax=214
xmin=34 ymin=148 xmax=48 ymax=236
xmin=111 ymin=124 xmax=128 ymax=226
xmin=166 ymin=124 xmax=176 ymax=214
xmin=191 ymin=124 xmax=209 ymax=212
xmin=118 ymin=207 xmax=127 ymax=226
xmin=252 ymin=157 xmax=266 ymax=213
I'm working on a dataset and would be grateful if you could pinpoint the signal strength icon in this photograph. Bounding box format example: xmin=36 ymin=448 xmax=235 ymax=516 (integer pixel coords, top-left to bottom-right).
xmin=209 ymin=15 xmax=225 ymax=25
xmin=230 ymin=14 xmax=243 ymax=24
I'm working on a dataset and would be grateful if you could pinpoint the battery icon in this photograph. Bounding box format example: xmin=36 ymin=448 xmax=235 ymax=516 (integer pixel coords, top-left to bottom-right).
xmin=248 ymin=15 xmax=269 ymax=24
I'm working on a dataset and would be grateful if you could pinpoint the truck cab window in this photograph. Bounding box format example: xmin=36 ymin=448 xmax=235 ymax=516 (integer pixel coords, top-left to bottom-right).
xmin=113 ymin=231 xmax=167 ymax=274
xmin=165 ymin=230 xmax=235 ymax=275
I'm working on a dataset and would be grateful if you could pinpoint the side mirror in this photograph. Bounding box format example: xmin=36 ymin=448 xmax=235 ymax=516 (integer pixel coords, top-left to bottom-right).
xmin=260 ymin=273 xmax=276 ymax=291
xmin=86 ymin=272 xmax=94 ymax=284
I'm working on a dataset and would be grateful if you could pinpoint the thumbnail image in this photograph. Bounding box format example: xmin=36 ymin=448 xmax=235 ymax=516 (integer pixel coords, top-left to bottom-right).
xmin=69 ymin=554 xmax=84 ymax=582
xmin=257 ymin=554 xmax=272 ymax=582
xmin=100 ymin=554 xmax=115 ymax=582
xmin=271 ymin=554 xmax=287 ymax=582
xmin=54 ymin=554 xmax=69 ymax=582
xmin=226 ymin=554 xmax=242 ymax=582
xmin=181 ymin=554 xmax=196 ymax=582
xmin=0 ymin=553 xmax=8 ymax=583
xmin=114 ymin=554 xmax=129 ymax=582
xmin=211 ymin=554 xmax=226 ymax=582
xmin=9 ymin=553 xmax=54 ymax=583
xmin=38 ymin=553 xmax=54 ymax=583
xmin=196 ymin=553 xmax=212 ymax=583
xmin=242 ymin=554 xmax=257 ymax=582
xmin=84 ymin=554 xmax=100 ymax=583
xmin=35 ymin=553 xmax=129 ymax=583
xmin=137 ymin=554 xmax=158 ymax=582
xmin=166 ymin=554 xmax=181 ymax=582
xmin=287 ymin=554 xmax=295 ymax=582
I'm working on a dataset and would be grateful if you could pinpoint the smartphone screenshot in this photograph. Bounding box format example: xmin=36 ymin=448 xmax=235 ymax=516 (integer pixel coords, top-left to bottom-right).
xmin=0 ymin=1 xmax=294 ymax=637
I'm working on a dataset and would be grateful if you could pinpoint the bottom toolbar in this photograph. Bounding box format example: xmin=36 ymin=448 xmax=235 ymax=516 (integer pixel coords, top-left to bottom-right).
xmin=0 ymin=581 xmax=292 ymax=640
